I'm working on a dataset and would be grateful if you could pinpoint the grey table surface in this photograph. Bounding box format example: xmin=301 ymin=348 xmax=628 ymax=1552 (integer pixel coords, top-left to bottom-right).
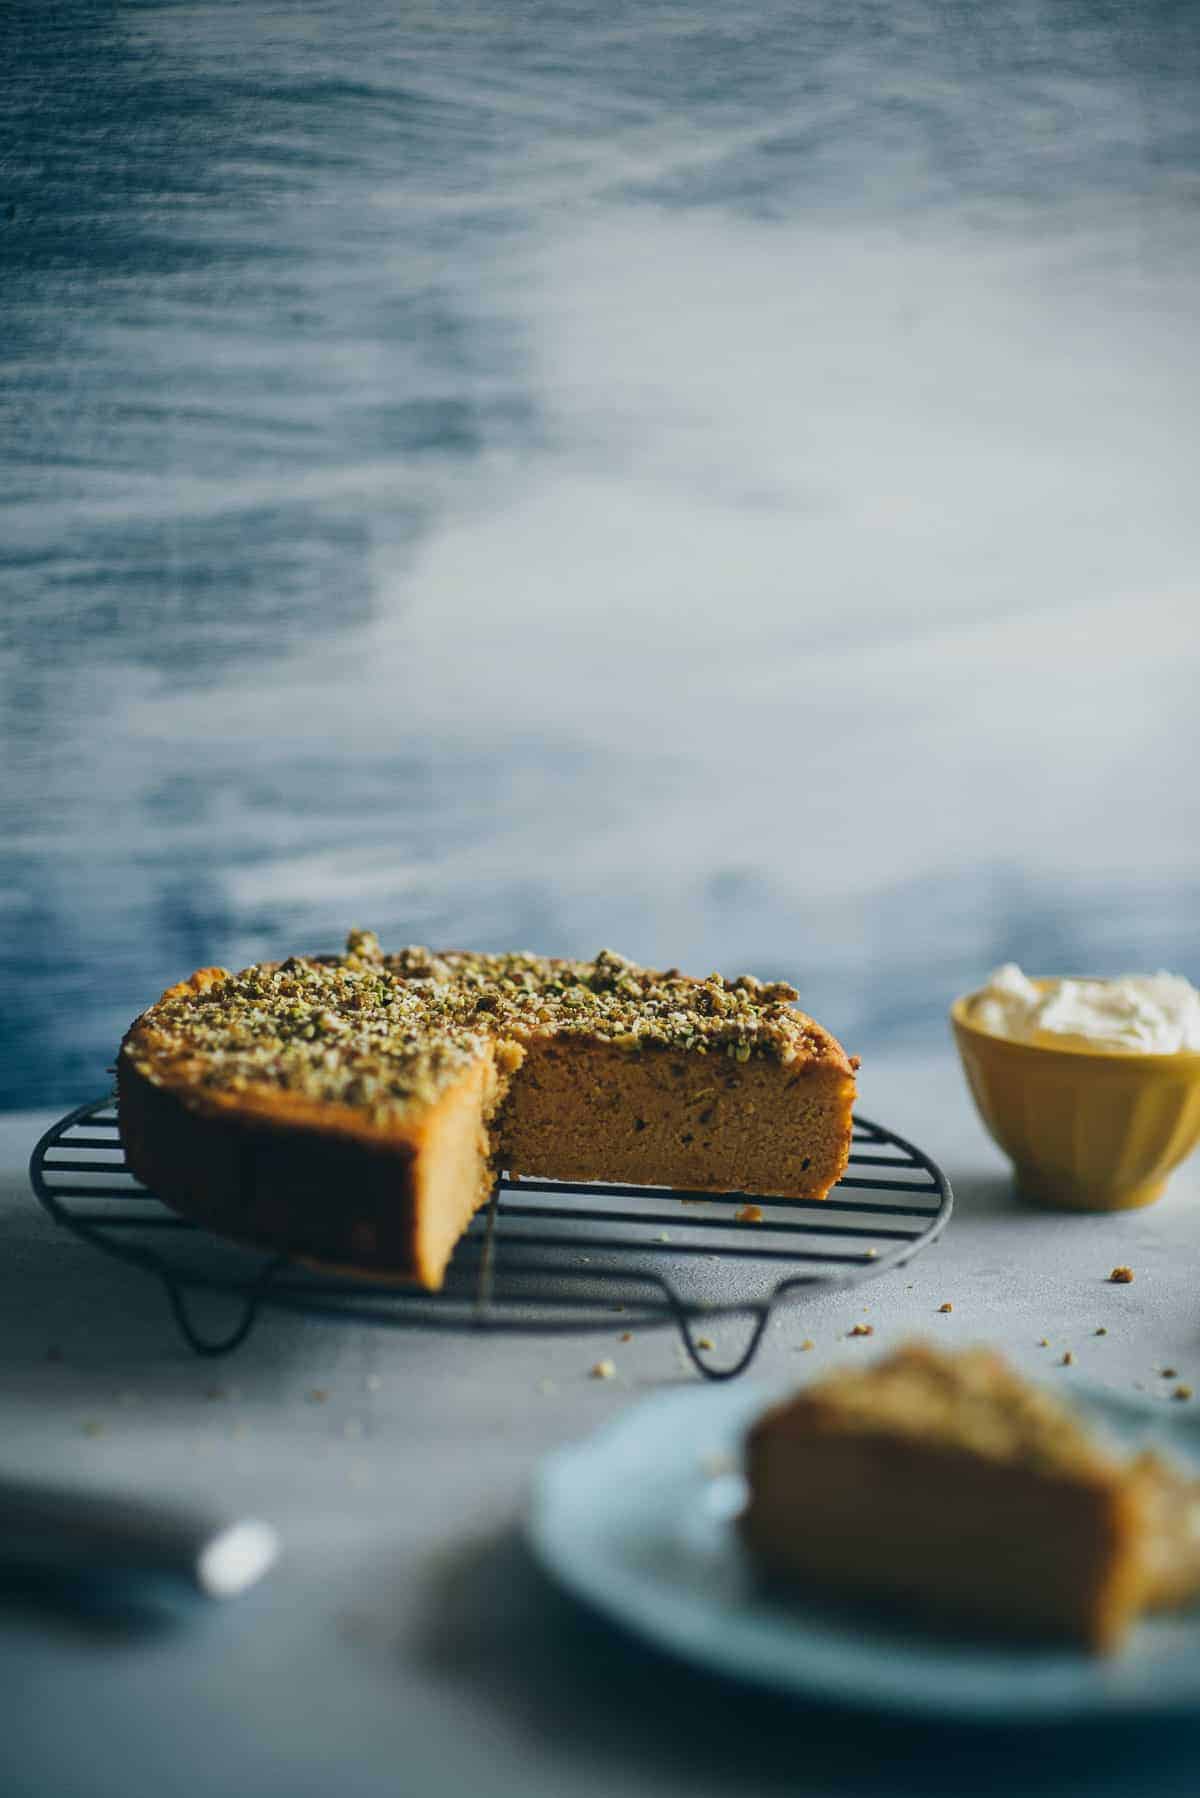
xmin=3 ymin=1051 xmax=1200 ymax=1798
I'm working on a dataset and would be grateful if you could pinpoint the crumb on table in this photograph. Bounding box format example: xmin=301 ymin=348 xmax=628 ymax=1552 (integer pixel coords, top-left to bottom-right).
xmin=848 ymin=1323 xmax=874 ymax=1338
xmin=1060 ymin=1351 xmax=1075 ymax=1366
xmin=1174 ymin=1385 xmax=1193 ymax=1402
xmin=590 ymin=1360 xmax=616 ymax=1380
xmin=1108 ymin=1265 xmax=1135 ymax=1284
xmin=938 ymin=1302 xmax=953 ymax=1314
xmin=736 ymin=1204 xmax=764 ymax=1224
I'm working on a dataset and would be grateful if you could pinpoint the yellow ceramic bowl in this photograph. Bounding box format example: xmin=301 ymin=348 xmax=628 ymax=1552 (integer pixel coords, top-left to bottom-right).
xmin=950 ymin=985 xmax=1200 ymax=1211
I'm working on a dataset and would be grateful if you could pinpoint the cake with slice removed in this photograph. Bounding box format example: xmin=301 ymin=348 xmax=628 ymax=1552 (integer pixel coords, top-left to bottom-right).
xmin=741 ymin=1341 xmax=1200 ymax=1652
xmin=117 ymin=931 xmax=858 ymax=1289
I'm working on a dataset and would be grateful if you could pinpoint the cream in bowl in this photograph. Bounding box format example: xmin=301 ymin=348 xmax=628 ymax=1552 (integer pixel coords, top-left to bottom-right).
xmin=951 ymin=967 xmax=1200 ymax=1212
xmin=973 ymin=964 xmax=1200 ymax=1056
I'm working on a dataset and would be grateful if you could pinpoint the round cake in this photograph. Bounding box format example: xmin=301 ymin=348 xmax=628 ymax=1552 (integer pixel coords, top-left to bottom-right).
xmin=118 ymin=931 xmax=858 ymax=1287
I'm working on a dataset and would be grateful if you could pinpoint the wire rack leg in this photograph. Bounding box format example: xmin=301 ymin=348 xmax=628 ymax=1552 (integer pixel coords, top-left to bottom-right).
xmin=162 ymin=1259 xmax=286 ymax=1357
xmin=675 ymin=1304 xmax=772 ymax=1382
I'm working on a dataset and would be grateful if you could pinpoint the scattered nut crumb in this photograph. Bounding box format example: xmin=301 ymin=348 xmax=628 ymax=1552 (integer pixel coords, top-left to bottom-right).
xmin=938 ymin=1302 xmax=953 ymax=1314
xmin=736 ymin=1204 xmax=763 ymax=1224
xmin=1060 ymin=1351 xmax=1075 ymax=1366
xmin=307 ymin=1388 xmax=328 ymax=1404
xmin=591 ymin=1360 xmax=616 ymax=1380
xmin=799 ymin=1339 xmax=815 ymax=1352
xmin=1174 ymin=1386 xmax=1193 ymax=1402
xmin=848 ymin=1324 xmax=874 ymax=1338
xmin=1095 ymin=1327 xmax=1108 ymax=1337
xmin=701 ymin=1452 xmax=736 ymax=1477
xmin=696 ymin=1336 xmax=715 ymax=1351
xmin=1162 ymin=1368 xmax=1179 ymax=1380
xmin=1109 ymin=1266 xmax=1135 ymax=1284
xmin=1038 ymin=1338 xmax=1050 ymax=1348
xmin=618 ymin=1331 xmax=632 ymax=1343
xmin=656 ymin=1233 xmax=671 ymax=1243
xmin=865 ymin=1248 xmax=878 ymax=1260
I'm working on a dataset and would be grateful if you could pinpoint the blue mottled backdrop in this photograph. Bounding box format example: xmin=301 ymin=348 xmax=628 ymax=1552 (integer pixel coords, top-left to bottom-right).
xmin=4 ymin=0 xmax=1199 ymax=1110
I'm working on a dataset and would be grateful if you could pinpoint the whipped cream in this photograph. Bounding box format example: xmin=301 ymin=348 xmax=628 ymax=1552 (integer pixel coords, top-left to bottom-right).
xmin=972 ymin=964 xmax=1200 ymax=1055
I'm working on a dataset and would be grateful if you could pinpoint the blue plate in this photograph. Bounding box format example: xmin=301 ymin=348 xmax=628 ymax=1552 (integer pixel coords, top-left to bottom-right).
xmin=528 ymin=1380 xmax=1200 ymax=1721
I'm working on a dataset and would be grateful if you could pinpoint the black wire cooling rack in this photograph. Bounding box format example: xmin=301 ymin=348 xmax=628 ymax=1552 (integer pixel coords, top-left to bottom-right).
xmin=30 ymin=1097 xmax=952 ymax=1380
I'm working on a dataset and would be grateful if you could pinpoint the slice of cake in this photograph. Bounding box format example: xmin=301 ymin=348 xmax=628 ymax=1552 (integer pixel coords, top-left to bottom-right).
xmin=741 ymin=1342 xmax=1200 ymax=1651
xmin=118 ymin=932 xmax=857 ymax=1288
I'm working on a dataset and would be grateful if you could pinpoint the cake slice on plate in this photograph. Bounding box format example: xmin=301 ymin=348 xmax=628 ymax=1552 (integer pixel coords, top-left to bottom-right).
xmin=741 ymin=1342 xmax=1200 ymax=1651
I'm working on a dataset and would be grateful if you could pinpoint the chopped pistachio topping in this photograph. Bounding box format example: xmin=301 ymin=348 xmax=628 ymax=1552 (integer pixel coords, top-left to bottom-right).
xmin=124 ymin=933 xmax=829 ymax=1116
